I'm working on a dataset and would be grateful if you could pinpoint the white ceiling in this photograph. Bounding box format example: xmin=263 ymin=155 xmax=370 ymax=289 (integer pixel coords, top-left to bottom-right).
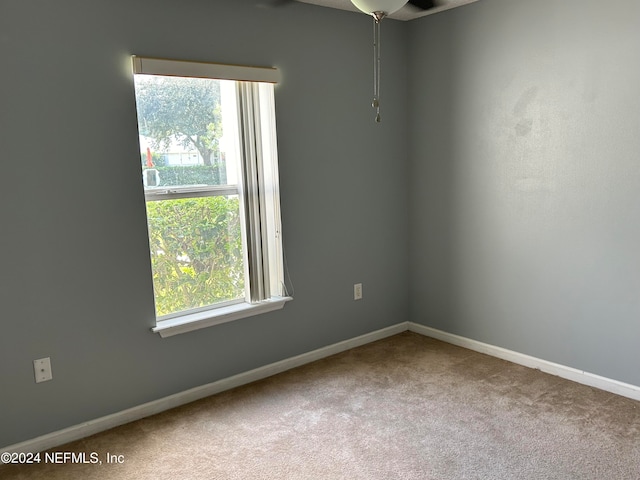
xmin=295 ymin=0 xmax=479 ymax=21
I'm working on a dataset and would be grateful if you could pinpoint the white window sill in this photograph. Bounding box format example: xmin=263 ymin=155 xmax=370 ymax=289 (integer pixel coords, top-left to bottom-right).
xmin=151 ymin=296 xmax=293 ymax=338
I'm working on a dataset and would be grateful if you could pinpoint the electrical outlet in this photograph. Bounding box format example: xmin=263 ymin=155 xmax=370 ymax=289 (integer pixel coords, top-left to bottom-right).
xmin=34 ymin=357 xmax=53 ymax=383
xmin=354 ymin=283 xmax=363 ymax=300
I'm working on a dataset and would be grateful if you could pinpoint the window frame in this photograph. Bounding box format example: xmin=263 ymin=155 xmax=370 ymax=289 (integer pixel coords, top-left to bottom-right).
xmin=132 ymin=56 xmax=291 ymax=337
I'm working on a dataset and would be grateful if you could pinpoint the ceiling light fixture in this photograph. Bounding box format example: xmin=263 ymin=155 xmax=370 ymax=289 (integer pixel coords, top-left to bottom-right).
xmin=351 ymin=0 xmax=408 ymax=122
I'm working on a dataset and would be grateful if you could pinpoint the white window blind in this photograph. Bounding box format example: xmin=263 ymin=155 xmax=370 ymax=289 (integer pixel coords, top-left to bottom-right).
xmin=131 ymin=56 xmax=281 ymax=84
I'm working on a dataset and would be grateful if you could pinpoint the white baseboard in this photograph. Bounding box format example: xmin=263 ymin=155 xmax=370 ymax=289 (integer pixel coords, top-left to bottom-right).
xmin=6 ymin=320 xmax=639 ymax=454
xmin=3 ymin=322 xmax=408 ymax=454
xmin=408 ymin=322 xmax=640 ymax=402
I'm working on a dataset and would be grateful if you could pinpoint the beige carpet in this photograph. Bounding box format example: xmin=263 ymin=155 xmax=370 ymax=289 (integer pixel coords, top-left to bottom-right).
xmin=2 ymin=332 xmax=639 ymax=479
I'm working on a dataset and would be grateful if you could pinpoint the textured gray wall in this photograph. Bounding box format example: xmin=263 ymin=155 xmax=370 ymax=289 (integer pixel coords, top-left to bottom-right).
xmin=0 ymin=0 xmax=409 ymax=446
xmin=409 ymin=0 xmax=640 ymax=385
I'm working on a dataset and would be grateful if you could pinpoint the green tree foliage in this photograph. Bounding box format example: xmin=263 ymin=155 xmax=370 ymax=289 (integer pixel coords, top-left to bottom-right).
xmin=134 ymin=75 xmax=223 ymax=167
xmin=146 ymin=196 xmax=244 ymax=316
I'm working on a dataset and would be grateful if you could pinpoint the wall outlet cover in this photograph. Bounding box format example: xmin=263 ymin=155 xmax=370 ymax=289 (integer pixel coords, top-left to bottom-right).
xmin=34 ymin=357 xmax=53 ymax=383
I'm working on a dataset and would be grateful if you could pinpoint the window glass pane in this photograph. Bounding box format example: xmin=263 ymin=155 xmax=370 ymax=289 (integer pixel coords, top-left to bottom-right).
xmin=134 ymin=75 xmax=238 ymax=188
xmin=145 ymin=195 xmax=245 ymax=317
xmin=134 ymin=73 xmax=247 ymax=318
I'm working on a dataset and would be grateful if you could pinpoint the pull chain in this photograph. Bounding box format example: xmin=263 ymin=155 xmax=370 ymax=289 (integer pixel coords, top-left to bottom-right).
xmin=372 ymin=12 xmax=385 ymax=123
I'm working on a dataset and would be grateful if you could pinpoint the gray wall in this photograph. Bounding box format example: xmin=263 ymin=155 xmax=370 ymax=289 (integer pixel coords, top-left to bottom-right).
xmin=0 ymin=0 xmax=409 ymax=447
xmin=409 ymin=0 xmax=640 ymax=386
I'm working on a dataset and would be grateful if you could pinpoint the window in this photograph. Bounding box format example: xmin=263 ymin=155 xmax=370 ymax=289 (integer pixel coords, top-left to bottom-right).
xmin=132 ymin=56 xmax=290 ymax=337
